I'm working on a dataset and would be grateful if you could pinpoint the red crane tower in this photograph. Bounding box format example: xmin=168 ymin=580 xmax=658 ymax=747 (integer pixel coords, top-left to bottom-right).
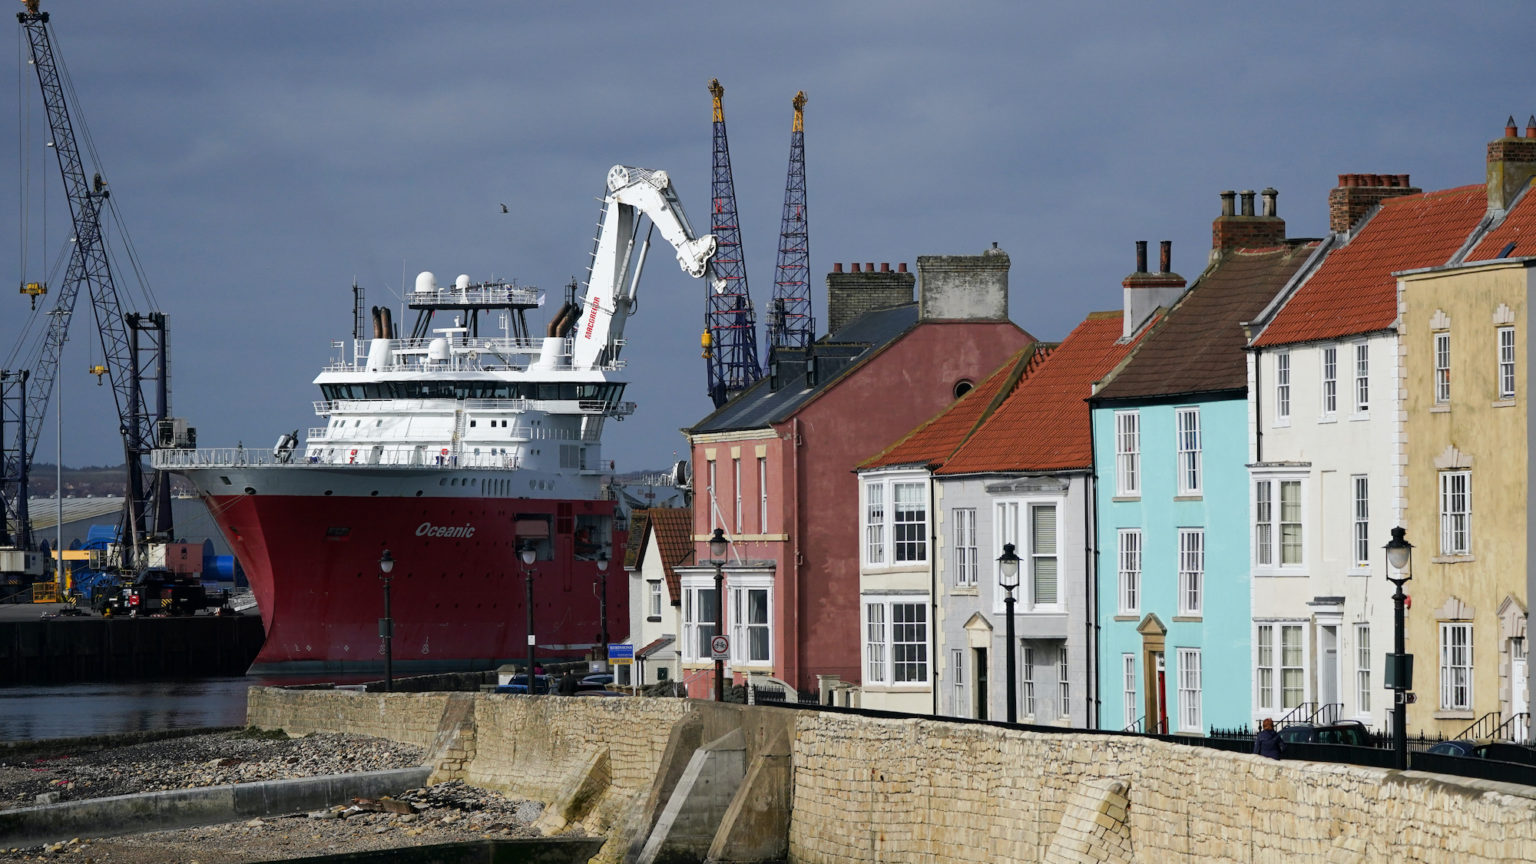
xmin=702 ymin=79 xmax=762 ymax=408
xmin=768 ymin=91 xmax=813 ymax=353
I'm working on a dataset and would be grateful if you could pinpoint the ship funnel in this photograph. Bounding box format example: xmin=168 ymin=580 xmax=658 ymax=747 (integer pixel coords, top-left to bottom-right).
xmin=530 ymin=336 xmax=566 ymax=372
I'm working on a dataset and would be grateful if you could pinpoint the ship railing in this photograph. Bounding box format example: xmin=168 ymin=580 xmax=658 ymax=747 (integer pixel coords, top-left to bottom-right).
xmin=407 ymin=283 xmax=543 ymax=308
xmin=152 ymin=447 xmax=286 ymax=468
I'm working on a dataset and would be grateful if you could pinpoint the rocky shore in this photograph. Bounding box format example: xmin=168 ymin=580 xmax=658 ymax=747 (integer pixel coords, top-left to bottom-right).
xmin=0 ymin=729 xmax=556 ymax=862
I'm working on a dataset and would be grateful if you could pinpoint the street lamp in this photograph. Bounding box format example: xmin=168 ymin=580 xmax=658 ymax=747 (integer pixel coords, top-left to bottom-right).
xmin=1384 ymin=526 xmax=1414 ymax=770
xmin=595 ymin=553 xmax=610 ymax=672
xmin=522 ymin=543 xmax=538 ymax=693
xmin=709 ymin=528 xmax=728 ymax=702
xmin=997 ymin=543 xmax=1021 ymax=724
xmin=378 ymin=549 xmax=395 ymax=692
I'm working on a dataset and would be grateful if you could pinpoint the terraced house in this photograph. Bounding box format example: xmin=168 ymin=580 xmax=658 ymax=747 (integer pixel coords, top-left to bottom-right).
xmin=1093 ymin=198 xmax=1315 ymax=736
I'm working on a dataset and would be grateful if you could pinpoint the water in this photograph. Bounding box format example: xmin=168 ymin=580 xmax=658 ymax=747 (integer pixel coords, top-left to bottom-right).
xmin=0 ymin=676 xmax=321 ymax=742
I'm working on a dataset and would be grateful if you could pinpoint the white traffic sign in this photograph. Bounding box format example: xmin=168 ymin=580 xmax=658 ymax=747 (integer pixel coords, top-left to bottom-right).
xmin=710 ymin=635 xmax=730 ymax=660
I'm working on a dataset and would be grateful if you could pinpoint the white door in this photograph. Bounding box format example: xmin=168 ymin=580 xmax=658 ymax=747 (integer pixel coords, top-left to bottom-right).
xmin=1513 ymin=639 xmax=1529 ymax=743
xmin=1318 ymin=625 xmax=1338 ymax=717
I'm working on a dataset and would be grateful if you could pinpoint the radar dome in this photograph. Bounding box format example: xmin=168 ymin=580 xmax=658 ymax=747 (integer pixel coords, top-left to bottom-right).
xmin=415 ymin=271 xmax=438 ymax=294
xmin=455 ymin=274 xmax=471 ymax=291
xmin=428 ymin=337 xmax=451 ymax=362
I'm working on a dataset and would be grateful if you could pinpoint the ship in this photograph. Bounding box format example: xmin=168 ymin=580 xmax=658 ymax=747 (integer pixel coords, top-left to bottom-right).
xmin=153 ymin=166 xmax=716 ymax=674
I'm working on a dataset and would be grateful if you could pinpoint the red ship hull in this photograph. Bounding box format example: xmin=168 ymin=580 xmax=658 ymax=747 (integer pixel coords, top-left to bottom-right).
xmin=203 ymin=491 xmax=625 ymax=674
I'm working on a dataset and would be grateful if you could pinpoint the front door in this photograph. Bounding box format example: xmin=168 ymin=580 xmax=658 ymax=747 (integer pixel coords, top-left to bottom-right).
xmin=973 ymin=647 xmax=989 ymax=721
xmin=1513 ymin=639 xmax=1529 ymax=743
xmin=1319 ymin=625 xmax=1338 ymax=718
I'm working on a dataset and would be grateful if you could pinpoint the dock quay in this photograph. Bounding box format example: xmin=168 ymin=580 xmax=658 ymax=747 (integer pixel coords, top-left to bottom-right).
xmin=0 ymin=603 xmax=262 ymax=685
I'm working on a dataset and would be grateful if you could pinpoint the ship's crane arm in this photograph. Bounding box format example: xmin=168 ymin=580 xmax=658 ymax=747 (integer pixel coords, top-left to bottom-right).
xmin=570 ymin=165 xmax=717 ymax=371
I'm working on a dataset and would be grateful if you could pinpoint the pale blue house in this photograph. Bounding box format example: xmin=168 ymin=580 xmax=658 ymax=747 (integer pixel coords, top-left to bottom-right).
xmin=1091 ymin=208 xmax=1313 ymax=734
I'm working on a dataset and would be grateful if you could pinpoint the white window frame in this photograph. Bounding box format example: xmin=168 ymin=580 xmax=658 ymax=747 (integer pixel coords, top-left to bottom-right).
xmin=1057 ymin=645 xmax=1070 ymax=717
xmin=1029 ymin=503 xmax=1059 ymax=608
xmin=953 ymin=507 xmax=978 ymax=587
xmin=1255 ymin=621 xmax=1310 ymax=716
xmin=1351 ymin=475 xmax=1370 ymax=570
xmin=758 ymin=457 xmax=768 ymax=533
xmin=1253 ymin=475 xmax=1305 ymax=572
xmin=1022 ymin=644 xmax=1036 ymax=718
xmin=1117 ymin=528 xmax=1141 ymax=615
xmin=1439 ymin=622 xmax=1473 ymax=711
xmin=647 ymin=580 xmax=663 ymax=619
xmin=1353 ymin=341 xmax=1370 ymax=414
xmin=1175 ymin=406 xmax=1202 ymax=495
xmin=1439 ymin=470 xmax=1471 ymax=556
xmin=863 ymin=476 xmax=928 ymax=566
xmin=993 ymin=499 xmax=1063 ymax=612
xmin=1114 ymin=410 xmax=1140 ymax=496
xmin=707 ymin=460 xmax=719 ymax=531
xmin=1177 ymin=647 xmax=1202 ymax=733
xmin=951 ymin=649 xmax=966 ymax=717
xmin=863 ymin=596 xmax=928 ymax=687
xmin=1498 ymin=325 xmax=1516 ymax=401
xmin=1355 ymin=623 xmax=1371 ymax=716
xmin=1122 ymin=654 xmax=1137 ymax=730
xmin=1275 ymin=351 xmax=1291 ymax=424
xmin=728 ymin=574 xmax=773 ymax=666
xmin=1434 ymin=330 xmax=1451 ymax=405
xmin=733 ymin=458 xmax=742 ymax=534
xmin=1321 ymin=345 xmax=1338 ymax=418
xmin=1178 ymin=528 xmax=1203 ymax=616
xmin=681 ymin=579 xmax=719 ymax=664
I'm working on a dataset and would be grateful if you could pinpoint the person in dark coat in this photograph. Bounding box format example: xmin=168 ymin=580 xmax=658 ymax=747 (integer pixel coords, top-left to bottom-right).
xmin=558 ymin=669 xmax=579 ymax=696
xmin=1253 ymin=717 xmax=1285 ymax=759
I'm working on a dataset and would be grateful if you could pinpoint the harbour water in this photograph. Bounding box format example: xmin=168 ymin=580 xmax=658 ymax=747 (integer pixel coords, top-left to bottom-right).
xmin=0 ymin=676 xmax=309 ymax=742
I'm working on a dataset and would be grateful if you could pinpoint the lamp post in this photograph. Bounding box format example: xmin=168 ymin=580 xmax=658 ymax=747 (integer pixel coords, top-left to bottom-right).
xmin=709 ymin=528 xmax=728 ymax=702
xmin=1384 ymin=526 xmax=1414 ymax=770
xmin=997 ymin=543 xmax=1021 ymax=724
xmin=595 ymin=553 xmax=610 ymax=671
xmin=378 ymin=549 xmax=395 ymax=692
xmin=521 ymin=543 xmax=538 ymax=692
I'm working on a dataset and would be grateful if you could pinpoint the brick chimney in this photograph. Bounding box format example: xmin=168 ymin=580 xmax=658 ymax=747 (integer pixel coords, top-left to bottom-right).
xmin=825 ymin=261 xmax=914 ymax=336
xmin=1211 ymin=187 xmax=1285 ymax=258
xmin=1328 ymin=173 xmax=1420 ymax=234
xmin=916 ymin=243 xmax=1010 ymax=322
xmin=1122 ymin=240 xmax=1185 ymax=339
xmin=1487 ymin=115 xmax=1536 ymax=212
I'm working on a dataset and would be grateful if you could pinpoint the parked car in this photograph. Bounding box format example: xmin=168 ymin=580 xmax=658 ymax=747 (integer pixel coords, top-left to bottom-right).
xmin=495 ymin=674 xmax=551 ymax=695
xmin=578 ymin=673 xmax=614 ymax=691
xmin=1427 ymin=739 xmax=1536 ymax=765
xmin=1425 ymin=740 xmax=1479 ymax=758
xmin=1278 ymin=721 xmax=1371 ymax=746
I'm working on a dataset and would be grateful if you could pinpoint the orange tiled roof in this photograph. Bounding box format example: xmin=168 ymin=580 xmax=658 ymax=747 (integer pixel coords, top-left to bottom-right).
xmin=1467 ymin=187 xmax=1536 ymax=261
xmin=643 ymin=507 xmax=693 ymax=605
xmin=1252 ymin=186 xmax=1487 ymax=347
xmin=935 ymin=311 xmax=1146 ymax=475
xmin=859 ymin=342 xmax=1056 ymax=471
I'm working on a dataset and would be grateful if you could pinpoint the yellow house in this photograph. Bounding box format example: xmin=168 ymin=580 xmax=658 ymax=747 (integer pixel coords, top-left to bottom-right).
xmin=1399 ymin=255 xmax=1532 ymax=740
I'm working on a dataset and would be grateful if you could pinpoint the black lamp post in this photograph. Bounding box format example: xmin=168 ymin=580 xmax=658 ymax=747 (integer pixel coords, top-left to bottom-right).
xmin=521 ymin=543 xmax=538 ymax=693
xmin=998 ymin=543 xmax=1021 ymax=724
xmin=709 ymin=528 xmax=728 ymax=702
xmin=1384 ymin=526 xmax=1414 ymax=770
xmin=378 ymin=549 xmax=395 ymax=692
xmin=595 ymin=553 xmax=610 ymax=671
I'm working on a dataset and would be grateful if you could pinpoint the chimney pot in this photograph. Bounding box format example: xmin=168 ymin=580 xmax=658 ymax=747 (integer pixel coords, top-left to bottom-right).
xmin=1261 ymin=187 xmax=1279 ymax=218
xmin=866 ymin=262 xmax=874 ymax=272
xmin=833 ymin=262 xmax=843 ymax=273
xmin=1527 ymin=115 xmax=1535 ymax=138
xmin=1159 ymin=241 xmax=1171 ymax=274
xmin=898 ymin=262 xmax=907 ymax=273
xmin=880 ymin=262 xmax=889 ymax=273
xmin=1508 ymin=116 xmax=1519 ymax=138
xmin=1220 ymin=190 xmax=1236 ymax=217
xmin=851 ymin=262 xmax=860 ymax=273
xmin=1397 ymin=174 xmax=1410 ymax=187
xmin=1135 ymin=240 xmax=1148 ymax=274
xmin=1240 ymin=190 xmax=1256 ymax=217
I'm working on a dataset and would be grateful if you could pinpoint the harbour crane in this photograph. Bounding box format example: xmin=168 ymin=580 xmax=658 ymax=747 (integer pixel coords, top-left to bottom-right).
xmin=767 ymin=91 xmax=814 ymax=354
xmin=701 ymin=79 xmax=762 ymax=408
xmin=3 ymin=1 xmax=173 ymax=584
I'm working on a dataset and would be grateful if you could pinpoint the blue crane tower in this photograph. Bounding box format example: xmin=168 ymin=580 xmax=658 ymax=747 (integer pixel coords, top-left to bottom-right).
xmin=768 ymin=92 xmax=813 ymax=354
xmin=702 ymin=79 xmax=762 ymax=408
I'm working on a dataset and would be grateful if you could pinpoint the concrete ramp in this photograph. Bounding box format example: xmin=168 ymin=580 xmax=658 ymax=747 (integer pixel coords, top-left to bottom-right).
xmin=636 ymin=729 xmax=747 ymax=864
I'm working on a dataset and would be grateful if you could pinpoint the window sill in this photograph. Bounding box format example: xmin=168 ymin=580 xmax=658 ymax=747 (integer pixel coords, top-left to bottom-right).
xmin=1349 ymin=412 xmax=1370 ymax=421
xmin=1173 ymin=495 xmax=1202 ymax=502
xmin=1111 ymin=495 xmax=1141 ymax=503
xmin=1346 ymin=568 xmax=1371 ymax=577
xmin=1430 ymin=404 xmax=1450 ymax=413
xmin=1317 ymin=415 xmax=1338 ymax=425
xmin=1272 ymin=419 xmax=1292 ymax=428
xmin=1172 ymin=615 xmax=1202 ymax=623
xmin=1431 ymin=554 xmax=1474 ymax=564
xmin=1113 ymin=614 xmax=1139 ymax=622
xmin=1492 ymin=399 xmax=1516 ymax=408
xmin=1253 ymin=569 xmax=1309 ymax=578
xmin=1434 ymin=709 xmax=1474 ymax=721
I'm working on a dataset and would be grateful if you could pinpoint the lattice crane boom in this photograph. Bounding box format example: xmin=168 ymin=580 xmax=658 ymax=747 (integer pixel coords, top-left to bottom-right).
xmin=768 ymin=91 xmax=813 ymax=353
xmin=702 ymin=79 xmax=762 ymax=408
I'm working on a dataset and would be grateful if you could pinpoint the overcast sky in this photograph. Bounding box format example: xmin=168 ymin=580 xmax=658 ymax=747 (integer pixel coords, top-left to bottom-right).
xmin=2 ymin=1 xmax=1532 ymax=475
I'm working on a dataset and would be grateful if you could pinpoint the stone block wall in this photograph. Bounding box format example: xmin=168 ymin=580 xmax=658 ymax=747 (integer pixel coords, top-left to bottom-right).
xmin=247 ymin=688 xmax=452 ymax=750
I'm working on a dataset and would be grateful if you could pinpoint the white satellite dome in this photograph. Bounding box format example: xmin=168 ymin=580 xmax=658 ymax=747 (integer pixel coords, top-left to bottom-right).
xmin=455 ymin=274 xmax=471 ymax=291
xmin=415 ymin=271 xmax=438 ymax=294
xmin=427 ymin=337 xmax=451 ymax=362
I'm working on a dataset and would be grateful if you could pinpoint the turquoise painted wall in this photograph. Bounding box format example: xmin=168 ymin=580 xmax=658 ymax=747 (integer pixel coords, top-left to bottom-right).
xmin=1092 ymin=396 xmax=1252 ymax=733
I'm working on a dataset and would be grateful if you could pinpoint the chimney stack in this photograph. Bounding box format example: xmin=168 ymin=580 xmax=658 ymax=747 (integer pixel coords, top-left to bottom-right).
xmin=1328 ymin=173 xmax=1420 ymax=234
xmin=1487 ymin=115 xmax=1536 ymax=212
xmin=1122 ymin=240 xmax=1185 ymax=339
xmin=1212 ymin=186 xmax=1286 ymax=257
xmin=916 ymin=244 xmax=1010 ymax=323
xmin=825 ymin=261 xmax=914 ymax=335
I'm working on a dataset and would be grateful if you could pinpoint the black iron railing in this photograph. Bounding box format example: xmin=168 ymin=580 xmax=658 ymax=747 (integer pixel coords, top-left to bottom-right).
xmin=1454 ymin=711 xmax=1503 ymax=741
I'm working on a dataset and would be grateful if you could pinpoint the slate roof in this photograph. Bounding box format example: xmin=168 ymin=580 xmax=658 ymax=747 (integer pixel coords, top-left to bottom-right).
xmin=1095 ymin=241 xmax=1320 ymax=401
xmin=937 ymin=311 xmax=1146 ymax=475
xmin=1467 ymin=186 xmax=1536 ymax=262
xmin=1252 ymin=187 xmax=1487 ymax=348
xmin=860 ymin=342 xmax=1057 ymax=471
xmin=632 ymin=507 xmax=693 ymax=604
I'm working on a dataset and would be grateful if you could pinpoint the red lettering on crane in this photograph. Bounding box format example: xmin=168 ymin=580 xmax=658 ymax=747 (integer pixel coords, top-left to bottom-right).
xmin=583 ymin=295 xmax=600 ymax=338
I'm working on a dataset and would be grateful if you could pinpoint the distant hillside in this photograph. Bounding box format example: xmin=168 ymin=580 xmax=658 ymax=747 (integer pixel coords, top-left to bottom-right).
xmin=22 ymin=463 xmax=196 ymax=499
